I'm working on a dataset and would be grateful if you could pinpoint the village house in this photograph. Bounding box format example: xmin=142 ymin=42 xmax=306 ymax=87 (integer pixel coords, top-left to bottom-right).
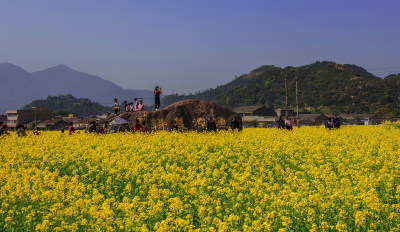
xmin=0 ymin=115 xmax=6 ymax=126
xmin=36 ymin=119 xmax=70 ymax=131
xmin=339 ymin=114 xmax=381 ymax=125
xmin=6 ymin=108 xmax=53 ymax=128
xmin=234 ymin=106 xmax=278 ymax=128
xmin=299 ymin=114 xmax=329 ymax=126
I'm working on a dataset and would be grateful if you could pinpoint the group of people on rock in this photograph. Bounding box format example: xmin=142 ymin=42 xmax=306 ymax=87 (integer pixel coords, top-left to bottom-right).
xmin=123 ymin=98 xmax=145 ymax=113
xmin=113 ymin=98 xmax=145 ymax=116
xmin=112 ymin=86 xmax=163 ymax=116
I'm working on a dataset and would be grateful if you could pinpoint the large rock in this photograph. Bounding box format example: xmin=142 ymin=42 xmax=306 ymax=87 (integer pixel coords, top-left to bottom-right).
xmin=101 ymin=100 xmax=242 ymax=132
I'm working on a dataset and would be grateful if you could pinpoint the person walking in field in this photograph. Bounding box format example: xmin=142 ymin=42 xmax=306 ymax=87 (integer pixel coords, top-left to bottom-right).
xmin=15 ymin=124 xmax=26 ymax=137
xmin=230 ymin=116 xmax=240 ymax=130
xmin=333 ymin=116 xmax=341 ymax=129
xmin=207 ymin=117 xmax=217 ymax=131
xmin=154 ymin=86 xmax=162 ymax=110
xmin=325 ymin=118 xmax=333 ymax=130
xmin=134 ymin=119 xmax=142 ymax=132
xmin=68 ymin=122 xmax=75 ymax=135
xmin=88 ymin=121 xmax=97 ymax=133
xmin=285 ymin=115 xmax=293 ymax=131
xmin=172 ymin=121 xmax=178 ymax=131
xmin=113 ymin=98 xmax=120 ymax=116
xmin=141 ymin=121 xmax=148 ymax=132
xmin=0 ymin=122 xmax=5 ymax=136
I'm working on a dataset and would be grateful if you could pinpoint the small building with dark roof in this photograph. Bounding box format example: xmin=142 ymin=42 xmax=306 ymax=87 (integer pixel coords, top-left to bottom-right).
xmin=234 ymin=106 xmax=277 ymax=117
xmin=339 ymin=114 xmax=381 ymax=125
xmin=36 ymin=119 xmax=70 ymax=130
xmin=299 ymin=114 xmax=329 ymax=126
xmin=234 ymin=106 xmax=278 ymax=128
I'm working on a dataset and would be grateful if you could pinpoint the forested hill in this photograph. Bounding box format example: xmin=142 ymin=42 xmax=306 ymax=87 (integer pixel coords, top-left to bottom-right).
xmin=161 ymin=61 xmax=400 ymax=116
xmin=22 ymin=94 xmax=111 ymax=116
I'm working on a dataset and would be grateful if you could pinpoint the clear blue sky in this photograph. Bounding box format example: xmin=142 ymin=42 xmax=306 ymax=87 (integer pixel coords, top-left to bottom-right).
xmin=1 ymin=0 xmax=399 ymax=94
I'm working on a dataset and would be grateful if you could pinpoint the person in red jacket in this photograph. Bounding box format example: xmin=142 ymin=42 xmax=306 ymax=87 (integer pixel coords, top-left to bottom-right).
xmin=134 ymin=120 xmax=141 ymax=132
xmin=68 ymin=122 xmax=75 ymax=135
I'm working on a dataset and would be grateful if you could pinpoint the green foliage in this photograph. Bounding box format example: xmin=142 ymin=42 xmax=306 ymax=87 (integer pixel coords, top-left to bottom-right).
xmin=374 ymin=107 xmax=395 ymax=119
xmin=161 ymin=61 xmax=400 ymax=117
xmin=248 ymin=120 xmax=259 ymax=128
xmin=22 ymin=95 xmax=111 ymax=116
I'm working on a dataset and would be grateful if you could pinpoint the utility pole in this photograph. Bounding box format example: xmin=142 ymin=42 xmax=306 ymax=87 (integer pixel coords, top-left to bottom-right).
xmin=296 ymin=75 xmax=300 ymax=127
xmin=284 ymin=74 xmax=288 ymax=117
xmin=86 ymin=102 xmax=89 ymax=126
xmin=32 ymin=107 xmax=38 ymax=130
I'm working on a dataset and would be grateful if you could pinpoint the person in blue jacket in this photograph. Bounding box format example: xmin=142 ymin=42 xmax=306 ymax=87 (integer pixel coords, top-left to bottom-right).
xmin=333 ymin=116 xmax=341 ymax=129
xmin=325 ymin=118 xmax=333 ymax=130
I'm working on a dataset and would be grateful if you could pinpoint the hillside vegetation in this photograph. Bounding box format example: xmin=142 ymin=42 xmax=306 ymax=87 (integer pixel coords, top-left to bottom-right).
xmin=22 ymin=94 xmax=111 ymax=116
xmin=162 ymin=61 xmax=400 ymax=116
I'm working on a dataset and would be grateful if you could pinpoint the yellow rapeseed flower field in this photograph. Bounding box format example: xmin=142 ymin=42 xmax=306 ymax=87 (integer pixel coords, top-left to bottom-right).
xmin=1 ymin=125 xmax=400 ymax=231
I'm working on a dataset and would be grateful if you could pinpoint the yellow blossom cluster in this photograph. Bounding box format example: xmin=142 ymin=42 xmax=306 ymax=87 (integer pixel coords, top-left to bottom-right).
xmin=1 ymin=125 xmax=400 ymax=231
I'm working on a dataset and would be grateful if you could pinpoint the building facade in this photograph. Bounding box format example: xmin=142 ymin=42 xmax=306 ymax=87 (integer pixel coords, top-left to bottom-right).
xmin=234 ymin=106 xmax=278 ymax=128
xmin=6 ymin=108 xmax=53 ymax=128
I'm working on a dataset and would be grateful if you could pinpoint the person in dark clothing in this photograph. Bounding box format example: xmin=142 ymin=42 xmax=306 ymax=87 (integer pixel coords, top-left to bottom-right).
xmin=0 ymin=123 xmax=7 ymax=136
xmin=230 ymin=116 xmax=240 ymax=130
xmin=325 ymin=118 xmax=333 ymax=130
xmin=123 ymin=101 xmax=128 ymax=111
xmin=207 ymin=117 xmax=217 ymax=131
xmin=154 ymin=86 xmax=162 ymax=110
xmin=172 ymin=121 xmax=178 ymax=131
xmin=141 ymin=121 xmax=148 ymax=132
xmin=88 ymin=121 xmax=97 ymax=133
xmin=15 ymin=124 xmax=26 ymax=137
xmin=113 ymin=98 xmax=120 ymax=116
xmin=277 ymin=116 xmax=285 ymax=129
xmin=333 ymin=116 xmax=341 ymax=129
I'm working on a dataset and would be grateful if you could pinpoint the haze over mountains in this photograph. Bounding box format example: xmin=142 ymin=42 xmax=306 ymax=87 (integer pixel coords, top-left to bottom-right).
xmin=2 ymin=61 xmax=400 ymax=117
xmin=0 ymin=63 xmax=154 ymax=113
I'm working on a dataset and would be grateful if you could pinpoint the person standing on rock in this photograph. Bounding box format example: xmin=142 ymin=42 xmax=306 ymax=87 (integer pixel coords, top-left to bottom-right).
xmin=113 ymin=98 xmax=120 ymax=116
xmin=133 ymin=98 xmax=139 ymax=111
xmin=137 ymin=100 xmax=145 ymax=111
xmin=154 ymin=86 xmax=162 ymax=110
xmin=123 ymin=101 xmax=128 ymax=112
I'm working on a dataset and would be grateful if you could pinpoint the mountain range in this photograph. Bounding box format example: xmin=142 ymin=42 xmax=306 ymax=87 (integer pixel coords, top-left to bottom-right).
xmin=2 ymin=61 xmax=400 ymax=118
xmin=0 ymin=63 xmax=154 ymax=113
xmin=161 ymin=61 xmax=400 ymax=117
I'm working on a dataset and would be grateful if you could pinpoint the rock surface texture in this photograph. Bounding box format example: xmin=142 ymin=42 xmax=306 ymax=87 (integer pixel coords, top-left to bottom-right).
xmin=101 ymin=100 xmax=242 ymax=132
